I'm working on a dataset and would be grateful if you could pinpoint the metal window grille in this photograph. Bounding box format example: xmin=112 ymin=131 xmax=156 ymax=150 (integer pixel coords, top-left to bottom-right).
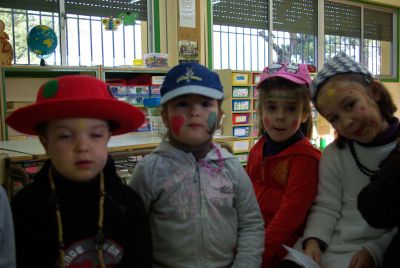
xmin=0 ymin=0 xmax=145 ymax=66
xmin=212 ymin=0 xmax=396 ymax=77
xmin=0 ymin=8 xmax=61 ymax=65
xmin=212 ymin=0 xmax=317 ymax=71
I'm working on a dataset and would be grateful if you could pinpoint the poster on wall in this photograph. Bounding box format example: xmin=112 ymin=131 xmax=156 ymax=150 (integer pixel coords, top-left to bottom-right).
xmin=178 ymin=40 xmax=199 ymax=63
xmin=179 ymin=0 xmax=196 ymax=28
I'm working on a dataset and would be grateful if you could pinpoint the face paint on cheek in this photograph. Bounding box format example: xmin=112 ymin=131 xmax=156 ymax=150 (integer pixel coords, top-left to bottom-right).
xmin=170 ymin=116 xmax=185 ymax=136
xmin=207 ymin=112 xmax=217 ymax=132
xmin=291 ymin=119 xmax=300 ymax=130
xmin=263 ymin=117 xmax=271 ymax=128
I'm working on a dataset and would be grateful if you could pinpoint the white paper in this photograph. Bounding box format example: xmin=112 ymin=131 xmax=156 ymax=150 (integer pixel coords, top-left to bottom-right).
xmin=179 ymin=0 xmax=196 ymax=28
xmin=283 ymin=245 xmax=321 ymax=268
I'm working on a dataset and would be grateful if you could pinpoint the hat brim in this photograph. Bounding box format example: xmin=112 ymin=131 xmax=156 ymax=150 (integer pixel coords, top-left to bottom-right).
xmin=258 ymin=73 xmax=310 ymax=87
xmin=6 ymin=99 xmax=145 ymax=136
xmin=160 ymin=85 xmax=224 ymax=105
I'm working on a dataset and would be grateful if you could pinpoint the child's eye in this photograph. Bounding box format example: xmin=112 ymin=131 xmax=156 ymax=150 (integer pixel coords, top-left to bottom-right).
xmin=287 ymin=105 xmax=297 ymax=112
xmin=328 ymin=115 xmax=338 ymax=124
xmin=344 ymin=100 xmax=355 ymax=110
xmin=175 ymin=101 xmax=188 ymax=108
xmin=202 ymin=101 xmax=212 ymax=107
xmin=265 ymin=104 xmax=276 ymax=112
xmin=58 ymin=133 xmax=71 ymax=140
xmin=91 ymin=133 xmax=104 ymax=138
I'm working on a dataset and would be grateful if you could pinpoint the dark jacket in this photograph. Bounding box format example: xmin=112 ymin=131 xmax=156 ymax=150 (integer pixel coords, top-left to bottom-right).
xmin=12 ymin=156 xmax=152 ymax=268
xmin=358 ymin=145 xmax=400 ymax=268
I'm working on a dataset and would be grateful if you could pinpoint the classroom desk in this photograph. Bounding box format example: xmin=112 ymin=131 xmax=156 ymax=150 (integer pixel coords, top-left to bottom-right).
xmin=0 ymin=133 xmax=238 ymax=198
xmin=0 ymin=133 xmax=237 ymax=158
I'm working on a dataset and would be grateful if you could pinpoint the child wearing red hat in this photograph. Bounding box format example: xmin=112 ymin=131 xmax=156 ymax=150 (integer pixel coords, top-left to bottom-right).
xmin=129 ymin=62 xmax=264 ymax=268
xmin=246 ymin=63 xmax=321 ymax=268
xmin=7 ymin=75 xmax=152 ymax=268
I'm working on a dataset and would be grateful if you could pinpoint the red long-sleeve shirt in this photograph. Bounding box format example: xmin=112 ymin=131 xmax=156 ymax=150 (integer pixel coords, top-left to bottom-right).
xmin=246 ymin=136 xmax=321 ymax=268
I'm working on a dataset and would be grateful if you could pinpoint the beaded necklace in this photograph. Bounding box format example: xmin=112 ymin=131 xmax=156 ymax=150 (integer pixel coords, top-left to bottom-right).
xmin=199 ymin=143 xmax=224 ymax=173
xmin=48 ymin=167 xmax=106 ymax=268
xmin=348 ymin=141 xmax=380 ymax=176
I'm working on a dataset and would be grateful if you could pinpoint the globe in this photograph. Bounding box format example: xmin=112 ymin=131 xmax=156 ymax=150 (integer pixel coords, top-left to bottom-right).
xmin=27 ymin=25 xmax=57 ymax=65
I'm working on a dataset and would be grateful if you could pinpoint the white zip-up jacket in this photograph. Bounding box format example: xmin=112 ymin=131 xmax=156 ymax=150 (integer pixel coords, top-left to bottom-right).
xmin=129 ymin=140 xmax=264 ymax=268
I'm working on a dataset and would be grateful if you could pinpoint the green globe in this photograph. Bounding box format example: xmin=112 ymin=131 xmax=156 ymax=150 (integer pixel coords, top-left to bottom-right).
xmin=27 ymin=25 xmax=58 ymax=59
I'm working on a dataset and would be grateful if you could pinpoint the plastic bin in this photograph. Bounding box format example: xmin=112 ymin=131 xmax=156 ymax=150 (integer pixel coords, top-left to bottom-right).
xmin=148 ymin=115 xmax=167 ymax=134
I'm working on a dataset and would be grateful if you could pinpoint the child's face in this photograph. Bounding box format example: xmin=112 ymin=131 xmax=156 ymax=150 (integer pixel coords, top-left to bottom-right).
xmin=262 ymin=88 xmax=307 ymax=142
xmin=317 ymin=79 xmax=387 ymax=143
xmin=162 ymin=94 xmax=221 ymax=146
xmin=40 ymin=118 xmax=111 ymax=182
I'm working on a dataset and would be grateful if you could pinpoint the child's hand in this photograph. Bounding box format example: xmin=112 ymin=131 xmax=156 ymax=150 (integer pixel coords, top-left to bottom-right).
xmin=303 ymin=239 xmax=322 ymax=266
xmin=348 ymin=249 xmax=375 ymax=268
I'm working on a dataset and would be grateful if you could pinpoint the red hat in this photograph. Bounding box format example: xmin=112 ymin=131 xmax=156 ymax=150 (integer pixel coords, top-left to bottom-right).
xmin=6 ymin=75 xmax=145 ymax=136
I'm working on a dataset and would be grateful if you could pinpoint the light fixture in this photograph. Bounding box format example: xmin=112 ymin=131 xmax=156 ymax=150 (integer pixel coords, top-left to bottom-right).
xmin=130 ymin=0 xmax=140 ymax=3
xmin=212 ymin=0 xmax=221 ymax=4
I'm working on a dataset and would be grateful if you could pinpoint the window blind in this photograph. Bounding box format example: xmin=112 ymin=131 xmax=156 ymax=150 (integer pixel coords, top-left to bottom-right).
xmin=273 ymin=0 xmax=317 ymax=35
xmin=325 ymin=1 xmax=361 ymax=38
xmin=364 ymin=8 xmax=393 ymax=41
xmin=0 ymin=0 xmax=58 ymax=13
xmin=65 ymin=0 xmax=147 ymax=20
xmin=212 ymin=0 xmax=268 ymax=29
xmin=0 ymin=0 xmax=147 ymax=21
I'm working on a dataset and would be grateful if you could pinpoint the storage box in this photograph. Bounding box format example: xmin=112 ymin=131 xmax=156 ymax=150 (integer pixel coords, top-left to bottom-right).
xmin=232 ymin=73 xmax=250 ymax=85
xmin=232 ymin=113 xmax=250 ymax=124
xmin=233 ymin=126 xmax=251 ymax=137
xmin=232 ymin=99 xmax=250 ymax=111
xmin=232 ymin=86 xmax=250 ymax=98
xmin=149 ymin=116 xmax=167 ymax=134
xmin=144 ymin=53 xmax=168 ymax=68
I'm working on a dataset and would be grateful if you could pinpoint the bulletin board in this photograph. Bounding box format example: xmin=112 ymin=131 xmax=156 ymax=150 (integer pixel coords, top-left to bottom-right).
xmin=177 ymin=0 xmax=201 ymax=62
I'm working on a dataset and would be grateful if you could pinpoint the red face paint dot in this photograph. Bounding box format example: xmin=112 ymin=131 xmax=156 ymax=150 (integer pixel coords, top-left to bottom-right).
xmin=291 ymin=119 xmax=299 ymax=129
xmin=170 ymin=116 xmax=185 ymax=136
xmin=263 ymin=118 xmax=271 ymax=128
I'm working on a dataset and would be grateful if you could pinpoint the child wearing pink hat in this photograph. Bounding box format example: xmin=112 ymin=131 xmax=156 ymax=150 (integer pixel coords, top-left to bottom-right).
xmin=246 ymin=63 xmax=321 ymax=268
xmin=7 ymin=75 xmax=152 ymax=268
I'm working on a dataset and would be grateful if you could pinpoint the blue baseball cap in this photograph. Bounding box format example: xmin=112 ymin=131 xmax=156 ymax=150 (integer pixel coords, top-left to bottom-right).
xmin=160 ymin=62 xmax=224 ymax=105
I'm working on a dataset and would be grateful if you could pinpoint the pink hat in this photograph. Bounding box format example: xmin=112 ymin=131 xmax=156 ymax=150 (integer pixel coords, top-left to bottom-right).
xmin=258 ymin=63 xmax=312 ymax=87
xmin=6 ymin=75 xmax=145 ymax=136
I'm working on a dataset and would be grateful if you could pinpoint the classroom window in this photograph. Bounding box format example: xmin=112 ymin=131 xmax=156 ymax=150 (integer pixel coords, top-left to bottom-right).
xmin=212 ymin=0 xmax=397 ymax=78
xmin=0 ymin=0 xmax=146 ymax=66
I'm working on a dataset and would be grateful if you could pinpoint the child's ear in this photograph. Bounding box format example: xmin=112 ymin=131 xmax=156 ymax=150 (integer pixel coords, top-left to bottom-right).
xmin=368 ymin=80 xmax=382 ymax=102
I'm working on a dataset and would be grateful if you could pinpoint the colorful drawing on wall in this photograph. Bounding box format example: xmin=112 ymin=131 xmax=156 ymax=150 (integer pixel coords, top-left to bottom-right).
xmin=0 ymin=20 xmax=13 ymax=65
xmin=27 ymin=25 xmax=58 ymax=66
xmin=118 ymin=12 xmax=139 ymax=26
xmin=178 ymin=40 xmax=199 ymax=63
xmin=101 ymin=16 xmax=122 ymax=31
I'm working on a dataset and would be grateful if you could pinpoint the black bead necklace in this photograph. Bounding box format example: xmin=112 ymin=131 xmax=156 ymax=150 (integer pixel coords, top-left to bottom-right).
xmin=348 ymin=141 xmax=380 ymax=176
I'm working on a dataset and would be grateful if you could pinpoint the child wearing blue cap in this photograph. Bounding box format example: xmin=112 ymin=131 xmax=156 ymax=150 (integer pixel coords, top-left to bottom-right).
xmin=129 ymin=62 xmax=264 ymax=268
xmin=283 ymin=53 xmax=397 ymax=268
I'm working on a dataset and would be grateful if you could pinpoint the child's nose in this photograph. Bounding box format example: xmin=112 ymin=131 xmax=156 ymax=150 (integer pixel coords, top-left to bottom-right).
xmin=76 ymin=139 xmax=89 ymax=152
xmin=189 ymin=106 xmax=201 ymax=117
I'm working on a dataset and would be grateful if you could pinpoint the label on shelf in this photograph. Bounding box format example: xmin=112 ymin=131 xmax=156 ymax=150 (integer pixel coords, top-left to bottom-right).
xmin=232 ymin=113 xmax=250 ymax=124
xmin=232 ymin=99 xmax=250 ymax=111
xmin=232 ymin=73 xmax=250 ymax=85
xmin=233 ymin=140 xmax=250 ymax=151
xmin=233 ymin=126 xmax=250 ymax=137
xmin=232 ymin=86 xmax=250 ymax=98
